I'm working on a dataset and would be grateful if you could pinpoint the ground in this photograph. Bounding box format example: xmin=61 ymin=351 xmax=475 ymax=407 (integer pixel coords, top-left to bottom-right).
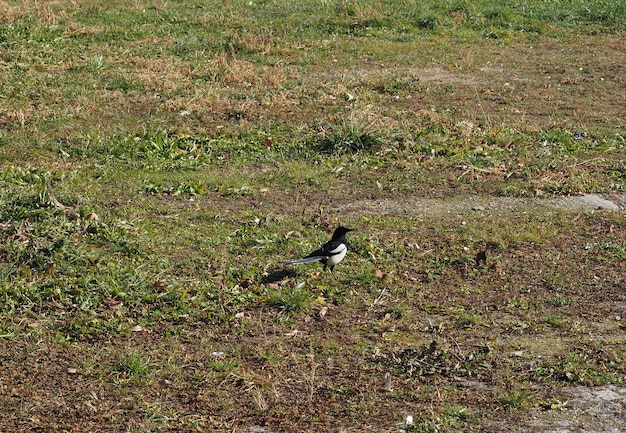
xmin=0 ymin=1 xmax=625 ymax=432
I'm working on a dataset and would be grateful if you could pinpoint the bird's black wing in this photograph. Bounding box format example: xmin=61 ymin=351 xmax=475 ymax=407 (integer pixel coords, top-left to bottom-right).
xmin=306 ymin=239 xmax=344 ymax=258
xmin=284 ymin=239 xmax=345 ymax=265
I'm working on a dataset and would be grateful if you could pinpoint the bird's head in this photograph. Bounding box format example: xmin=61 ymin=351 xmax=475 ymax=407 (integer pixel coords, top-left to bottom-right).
xmin=332 ymin=226 xmax=354 ymax=240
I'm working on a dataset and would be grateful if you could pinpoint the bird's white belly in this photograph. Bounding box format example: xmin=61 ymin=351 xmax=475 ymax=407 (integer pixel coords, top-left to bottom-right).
xmin=327 ymin=244 xmax=347 ymax=266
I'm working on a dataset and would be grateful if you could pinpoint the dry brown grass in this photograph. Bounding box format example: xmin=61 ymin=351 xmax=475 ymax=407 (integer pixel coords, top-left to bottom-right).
xmin=10 ymin=0 xmax=77 ymax=25
xmin=0 ymin=1 xmax=23 ymax=24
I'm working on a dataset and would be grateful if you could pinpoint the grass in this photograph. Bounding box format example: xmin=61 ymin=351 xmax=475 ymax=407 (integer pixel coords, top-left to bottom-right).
xmin=117 ymin=349 xmax=153 ymax=377
xmin=0 ymin=0 xmax=625 ymax=431
xmin=266 ymin=281 xmax=317 ymax=313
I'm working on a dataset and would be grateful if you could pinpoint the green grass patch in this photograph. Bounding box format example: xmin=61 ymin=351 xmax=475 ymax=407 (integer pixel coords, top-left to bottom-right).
xmin=265 ymin=281 xmax=316 ymax=313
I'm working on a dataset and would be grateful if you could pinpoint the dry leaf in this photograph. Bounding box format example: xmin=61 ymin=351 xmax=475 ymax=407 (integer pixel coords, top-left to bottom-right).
xmin=104 ymin=298 xmax=123 ymax=309
xmin=284 ymin=329 xmax=301 ymax=337
xmin=67 ymin=368 xmax=78 ymax=374
xmin=285 ymin=230 xmax=301 ymax=239
xmin=383 ymin=372 xmax=393 ymax=391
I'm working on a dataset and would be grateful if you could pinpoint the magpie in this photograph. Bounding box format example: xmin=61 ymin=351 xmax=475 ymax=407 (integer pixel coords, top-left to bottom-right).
xmin=284 ymin=226 xmax=354 ymax=278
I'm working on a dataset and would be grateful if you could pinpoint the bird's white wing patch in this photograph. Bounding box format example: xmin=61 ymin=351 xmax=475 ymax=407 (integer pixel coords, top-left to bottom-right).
xmin=326 ymin=244 xmax=347 ymax=266
xmin=329 ymin=244 xmax=347 ymax=255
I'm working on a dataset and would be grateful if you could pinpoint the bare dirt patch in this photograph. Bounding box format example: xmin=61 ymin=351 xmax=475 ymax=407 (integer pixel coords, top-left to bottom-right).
xmin=334 ymin=193 xmax=625 ymax=219
xmin=527 ymin=385 xmax=626 ymax=433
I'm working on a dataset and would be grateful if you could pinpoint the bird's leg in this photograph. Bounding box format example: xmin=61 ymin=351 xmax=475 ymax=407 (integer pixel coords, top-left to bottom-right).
xmin=330 ymin=266 xmax=337 ymax=280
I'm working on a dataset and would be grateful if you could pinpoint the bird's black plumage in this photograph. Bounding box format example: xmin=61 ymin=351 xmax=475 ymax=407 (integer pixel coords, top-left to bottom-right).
xmin=284 ymin=226 xmax=354 ymax=276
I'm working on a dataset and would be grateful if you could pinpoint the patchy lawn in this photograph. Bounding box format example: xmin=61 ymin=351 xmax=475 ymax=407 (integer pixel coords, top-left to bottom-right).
xmin=0 ymin=1 xmax=625 ymax=432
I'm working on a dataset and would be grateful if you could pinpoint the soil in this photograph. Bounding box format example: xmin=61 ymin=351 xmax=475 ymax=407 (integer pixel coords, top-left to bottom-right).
xmin=334 ymin=193 xmax=625 ymax=219
xmin=258 ymin=194 xmax=626 ymax=433
xmin=528 ymin=385 xmax=626 ymax=433
xmin=4 ymin=192 xmax=623 ymax=433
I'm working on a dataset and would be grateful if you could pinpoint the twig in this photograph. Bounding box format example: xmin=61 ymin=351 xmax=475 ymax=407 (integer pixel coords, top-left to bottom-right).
xmin=44 ymin=177 xmax=79 ymax=219
xmin=570 ymin=157 xmax=605 ymax=168
xmin=44 ymin=177 xmax=69 ymax=210
xmin=457 ymin=164 xmax=500 ymax=181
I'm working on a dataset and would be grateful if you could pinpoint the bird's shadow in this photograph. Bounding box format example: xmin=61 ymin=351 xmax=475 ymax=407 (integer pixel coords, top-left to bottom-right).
xmin=261 ymin=266 xmax=298 ymax=284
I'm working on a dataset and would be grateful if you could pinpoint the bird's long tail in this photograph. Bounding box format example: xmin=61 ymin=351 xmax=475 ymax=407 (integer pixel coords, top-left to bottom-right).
xmin=283 ymin=256 xmax=326 ymax=265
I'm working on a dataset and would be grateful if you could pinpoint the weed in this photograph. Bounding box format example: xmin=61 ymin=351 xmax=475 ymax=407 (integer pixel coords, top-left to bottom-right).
xmin=312 ymin=119 xmax=383 ymax=156
xmin=497 ymin=388 xmax=533 ymax=409
xmin=256 ymin=350 xmax=279 ymax=365
xmin=320 ymin=284 xmax=348 ymax=306
xmin=442 ymin=405 xmax=472 ymax=421
xmin=593 ymin=241 xmax=626 ymax=262
xmin=532 ymin=349 xmax=622 ymax=385
xmin=540 ymin=315 xmax=567 ymax=328
xmin=386 ymin=304 xmax=411 ymax=320
xmin=210 ymin=359 xmax=238 ymax=372
xmin=455 ymin=312 xmax=483 ymax=329
xmin=117 ymin=350 xmax=153 ymax=376
xmin=105 ymin=75 xmax=145 ymax=93
xmin=542 ymin=295 xmax=569 ymax=307
xmin=265 ymin=282 xmax=316 ymax=313
xmin=141 ymin=182 xmax=205 ymax=196
xmin=413 ymin=13 xmax=439 ymax=31
xmin=405 ymin=405 xmax=471 ymax=432
xmin=405 ymin=417 xmax=442 ymax=433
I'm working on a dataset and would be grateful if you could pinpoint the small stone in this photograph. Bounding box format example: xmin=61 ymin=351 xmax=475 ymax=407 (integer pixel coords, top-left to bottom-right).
xmin=592 ymin=388 xmax=622 ymax=401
